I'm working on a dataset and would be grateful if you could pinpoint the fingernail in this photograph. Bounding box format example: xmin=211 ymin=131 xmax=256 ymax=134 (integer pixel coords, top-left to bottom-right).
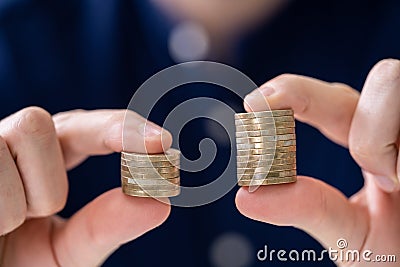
xmin=374 ymin=175 xmax=399 ymax=192
xmin=137 ymin=122 xmax=162 ymax=137
xmin=244 ymin=87 xmax=275 ymax=112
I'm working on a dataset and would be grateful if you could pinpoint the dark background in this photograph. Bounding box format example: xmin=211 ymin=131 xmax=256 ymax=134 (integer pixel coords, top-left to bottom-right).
xmin=0 ymin=0 xmax=399 ymax=266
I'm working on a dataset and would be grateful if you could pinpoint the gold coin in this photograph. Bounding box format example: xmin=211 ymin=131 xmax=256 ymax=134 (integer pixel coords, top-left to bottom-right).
xmin=235 ymin=121 xmax=295 ymax=131
xmin=236 ymin=142 xmax=296 ymax=151
xmin=235 ymin=109 xmax=294 ymax=119
xmin=236 ymin=151 xmax=296 ymax=161
xmin=236 ymin=134 xmax=296 ymax=143
xmin=121 ymin=148 xmax=180 ymax=161
xmin=237 ymin=149 xmax=274 ymax=155
xmin=237 ymin=166 xmax=296 ymax=174
xmin=237 ymin=158 xmax=296 ymax=168
xmin=235 ymin=117 xmax=274 ymax=125
xmin=274 ymin=146 xmax=297 ymax=153
xmin=121 ymin=160 xmax=179 ymax=168
xmin=121 ymin=170 xmax=179 ymax=179
xmin=122 ymin=185 xmax=180 ymax=198
xmin=238 ymin=170 xmax=297 ymax=179
xmin=236 ymin=140 xmax=296 ymax=147
xmin=121 ymin=183 xmax=180 ymax=192
xmin=122 ymin=190 xmax=180 ymax=198
xmin=121 ymin=174 xmax=180 ymax=181
xmin=237 ymin=141 xmax=296 ymax=150
xmin=238 ymin=165 xmax=296 ymax=174
xmin=122 ymin=177 xmax=180 ymax=185
xmin=122 ymin=180 xmax=170 ymax=187
xmin=238 ymin=176 xmax=297 ymax=186
xmin=236 ymin=142 xmax=295 ymax=150
xmin=236 ymin=147 xmax=296 ymax=156
xmin=237 ymin=142 xmax=275 ymax=149
xmin=121 ymin=156 xmax=180 ymax=164
xmin=235 ymin=128 xmax=295 ymax=137
xmin=235 ymin=116 xmax=294 ymax=125
xmin=235 ymin=120 xmax=295 ymax=127
xmin=121 ymin=165 xmax=179 ymax=173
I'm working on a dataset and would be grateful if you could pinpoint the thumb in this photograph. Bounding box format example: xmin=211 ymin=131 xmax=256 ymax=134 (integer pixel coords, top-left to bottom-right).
xmin=52 ymin=189 xmax=170 ymax=267
xmin=235 ymin=176 xmax=368 ymax=252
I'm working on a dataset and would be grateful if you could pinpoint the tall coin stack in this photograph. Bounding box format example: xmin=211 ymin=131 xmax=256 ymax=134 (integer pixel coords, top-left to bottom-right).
xmin=121 ymin=149 xmax=181 ymax=197
xmin=235 ymin=109 xmax=297 ymax=186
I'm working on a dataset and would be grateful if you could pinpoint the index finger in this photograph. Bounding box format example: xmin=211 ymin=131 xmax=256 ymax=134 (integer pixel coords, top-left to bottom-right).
xmin=53 ymin=109 xmax=173 ymax=169
xmin=244 ymin=74 xmax=360 ymax=147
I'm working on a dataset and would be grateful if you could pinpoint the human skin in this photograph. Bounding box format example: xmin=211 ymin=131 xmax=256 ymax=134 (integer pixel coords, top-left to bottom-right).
xmin=236 ymin=59 xmax=400 ymax=266
xmin=1 ymin=58 xmax=399 ymax=266
xmin=0 ymin=109 xmax=172 ymax=267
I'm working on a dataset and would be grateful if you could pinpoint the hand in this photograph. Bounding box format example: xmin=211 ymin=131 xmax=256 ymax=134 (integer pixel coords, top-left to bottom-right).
xmin=0 ymin=108 xmax=172 ymax=267
xmin=235 ymin=59 xmax=400 ymax=266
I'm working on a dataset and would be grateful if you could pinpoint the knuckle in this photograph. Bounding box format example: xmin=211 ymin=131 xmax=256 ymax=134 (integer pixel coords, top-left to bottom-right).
xmin=0 ymin=210 xmax=26 ymax=236
xmin=349 ymin=141 xmax=373 ymax=165
xmin=15 ymin=107 xmax=55 ymax=136
xmin=272 ymin=74 xmax=301 ymax=94
xmin=29 ymin=198 xmax=66 ymax=217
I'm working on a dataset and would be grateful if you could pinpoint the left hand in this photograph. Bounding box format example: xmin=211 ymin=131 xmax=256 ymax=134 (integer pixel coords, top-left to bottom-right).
xmin=0 ymin=109 xmax=172 ymax=267
xmin=235 ymin=59 xmax=400 ymax=266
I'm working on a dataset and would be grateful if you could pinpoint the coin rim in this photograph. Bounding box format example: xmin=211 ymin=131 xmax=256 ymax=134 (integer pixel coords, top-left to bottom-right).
xmin=235 ymin=109 xmax=294 ymax=119
xmin=121 ymin=148 xmax=180 ymax=161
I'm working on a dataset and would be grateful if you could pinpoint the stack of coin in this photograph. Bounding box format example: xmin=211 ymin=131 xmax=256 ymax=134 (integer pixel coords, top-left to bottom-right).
xmin=121 ymin=149 xmax=181 ymax=197
xmin=235 ymin=109 xmax=297 ymax=186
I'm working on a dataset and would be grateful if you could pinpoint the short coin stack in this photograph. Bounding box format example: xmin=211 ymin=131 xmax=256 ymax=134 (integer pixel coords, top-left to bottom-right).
xmin=121 ymin=149 xmax=181 ymax=197
xmin=235 ymin=109 xmax=297 ymax=186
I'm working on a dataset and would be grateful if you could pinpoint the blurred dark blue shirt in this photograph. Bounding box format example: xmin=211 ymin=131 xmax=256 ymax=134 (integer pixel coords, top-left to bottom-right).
xmin=0 ymin=0 xmax=399 ymax=266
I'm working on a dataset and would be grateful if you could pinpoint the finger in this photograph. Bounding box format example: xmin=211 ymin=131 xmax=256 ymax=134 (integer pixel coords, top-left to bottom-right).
xmin=235 ymin=177 xmax=368 ymax=252
xmin=53 ymin=110 xmax=173 ymax=169
xmin=0 ymin=136 xmax=26 ymax=235
xmin=349 ymin=59 xmax=400 ymax=192
xmin=0 ymin=107 xmax=68 ymax=217
xmin=243 ymin=74 xmax=360 ymax=146
xmin=52 ymin=188 xmax=170 ymax=267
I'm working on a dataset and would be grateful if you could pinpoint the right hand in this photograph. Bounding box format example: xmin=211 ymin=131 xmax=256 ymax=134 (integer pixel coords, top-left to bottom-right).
xmin=236 ymin=59 xmax=400 ymax=266
xmin=0 ymin=108 xmax=172 ymax=267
